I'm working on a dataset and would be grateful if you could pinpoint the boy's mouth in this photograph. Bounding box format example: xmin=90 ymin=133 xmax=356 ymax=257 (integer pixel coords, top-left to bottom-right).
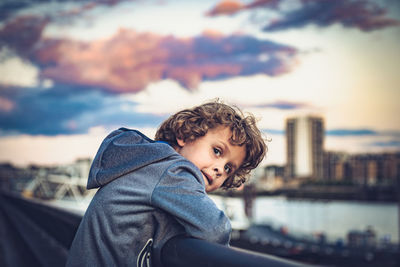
xmin=201 ymin=171 xmax=213 ymax=185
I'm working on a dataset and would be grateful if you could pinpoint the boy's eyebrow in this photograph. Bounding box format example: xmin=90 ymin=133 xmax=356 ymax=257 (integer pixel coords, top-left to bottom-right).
xmin=219 ymin=140 xmax=229 ymax=154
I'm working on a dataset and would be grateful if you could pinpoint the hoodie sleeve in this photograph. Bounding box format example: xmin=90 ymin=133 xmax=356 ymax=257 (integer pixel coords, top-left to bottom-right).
xmin=150 ymin=160 xmax=231 ymax=245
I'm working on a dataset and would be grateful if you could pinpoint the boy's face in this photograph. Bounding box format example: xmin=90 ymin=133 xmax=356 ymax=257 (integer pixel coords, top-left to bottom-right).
xmin=175 ymin=126 xmax=246 ymax=192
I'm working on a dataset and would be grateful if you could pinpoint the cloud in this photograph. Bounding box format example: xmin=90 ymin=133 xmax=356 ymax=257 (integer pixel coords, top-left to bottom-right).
xmin=0 ymin=48 xmax=40 ymax=87
xmin=0 ymin=84 xmax=165 ymax=136
xmin=207 ymin=0 xmax=400 ymax=32
xmin=248 ymin=100 xmax=311 ymax=110
xmin=0 ymin=16 xmax=49 ymax=57
xmin=262 ymin=128 xmax=284 ymax=135
xmin=0 ymin=96 xmax=14 ymax=112
xmin=0 ymin=1 xmax=33 ymax=21
xmin=264 ymin=0 xmax=400 ymax=32
xmin=262 ymin=128 xmax=394 ymax=137
xmin=370 ymin=140 xmax=400 ymax=147
xmin=0 ymin=11 xmax=299 ymax=93
xmin=326 ymin=129 xmax=400 ymax=154
xmin=324 ymin=129 xmax=400 ymax=153
xmin=206 ymin=0 xmax=245 ymax=16
xmin=0 ymin=0 xmax=132 ymax=22
xmin=206 ymin=0 xmax=280 ymax=16
xmin=0 ymin=0 xmax=301 ymax=95
xmin=326 ymin=129 xmax=378 ymax=136
xmin=27 ymin=28 xmax=297 ymax=93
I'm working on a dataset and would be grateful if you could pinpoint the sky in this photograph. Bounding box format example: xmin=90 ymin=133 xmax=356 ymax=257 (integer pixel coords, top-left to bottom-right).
xmin=0 ymin=0 xmax=399 ymax=167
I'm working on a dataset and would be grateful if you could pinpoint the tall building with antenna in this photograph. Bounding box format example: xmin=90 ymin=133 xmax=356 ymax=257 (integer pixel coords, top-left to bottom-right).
xmin=286 ymin=115 xmax=324 ymax=179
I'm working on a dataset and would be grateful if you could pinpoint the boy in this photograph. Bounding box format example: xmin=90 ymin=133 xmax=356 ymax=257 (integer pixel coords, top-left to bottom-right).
xmin=66 ymin=101 xmax=266 ymax=267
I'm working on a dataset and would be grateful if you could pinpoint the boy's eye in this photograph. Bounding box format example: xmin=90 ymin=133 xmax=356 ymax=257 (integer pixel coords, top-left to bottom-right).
xmin=213 ymin=148 xmax=221 ymax=156
xmin=224 ymin=164 xmax=232 ymax=174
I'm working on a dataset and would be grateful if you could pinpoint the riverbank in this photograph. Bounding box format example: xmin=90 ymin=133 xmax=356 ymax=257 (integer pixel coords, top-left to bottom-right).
xmin=214 ymin=184 xmax=399 ymax=203
xmin=231 ymin=224 xmax=400 ymax=267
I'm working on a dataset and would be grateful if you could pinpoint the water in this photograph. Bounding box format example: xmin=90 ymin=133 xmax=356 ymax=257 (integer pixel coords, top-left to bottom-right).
xmin=48 ymin=194 xmax=399 ymax=244
xmin=212 ymin=195 xmax=399 ymax=244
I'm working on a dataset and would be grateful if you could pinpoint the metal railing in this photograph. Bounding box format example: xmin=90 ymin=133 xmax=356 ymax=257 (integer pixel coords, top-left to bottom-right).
xmin=0 ymin=191 xmax=81 ymax=267
xmin=162 ymin=236 xmax=310 ymax=267
xmin=1 ymin=191 xmax=310 ymax=267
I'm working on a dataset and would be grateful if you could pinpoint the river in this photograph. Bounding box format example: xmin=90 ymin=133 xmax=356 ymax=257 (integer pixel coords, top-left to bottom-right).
xmin=211 ymin=195 xmax=399 ymax=244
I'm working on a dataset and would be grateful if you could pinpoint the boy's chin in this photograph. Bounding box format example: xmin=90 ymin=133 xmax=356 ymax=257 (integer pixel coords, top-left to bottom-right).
xmin=205 ymin=186 xmax=216 ymax=193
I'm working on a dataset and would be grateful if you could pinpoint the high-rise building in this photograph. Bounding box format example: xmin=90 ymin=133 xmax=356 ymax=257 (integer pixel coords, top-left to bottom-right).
xmin=286 ymin=115 xmax=324 ymax=179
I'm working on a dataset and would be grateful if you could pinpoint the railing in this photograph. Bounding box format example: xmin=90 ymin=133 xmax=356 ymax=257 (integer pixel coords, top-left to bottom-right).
xmin=0 ymin=191 xmax=81 ymax=267
xmin=162 ymin=236 xmax=309 ymax=267
xmin=0 ymin=191 xmax=310 ymax=267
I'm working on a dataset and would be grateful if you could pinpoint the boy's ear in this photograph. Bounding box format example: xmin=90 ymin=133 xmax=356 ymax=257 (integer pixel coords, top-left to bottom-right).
xmin=176 ymin=138 xmax=185 ymax=147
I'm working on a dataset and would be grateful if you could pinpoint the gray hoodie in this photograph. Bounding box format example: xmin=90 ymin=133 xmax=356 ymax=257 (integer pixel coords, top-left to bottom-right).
xmin=66 ymin=128 xmax=231 ymax=267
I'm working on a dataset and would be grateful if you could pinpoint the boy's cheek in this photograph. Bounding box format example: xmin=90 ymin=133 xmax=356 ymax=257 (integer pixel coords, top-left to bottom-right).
xmin=214 ymin=179 xmax=227 ymax=191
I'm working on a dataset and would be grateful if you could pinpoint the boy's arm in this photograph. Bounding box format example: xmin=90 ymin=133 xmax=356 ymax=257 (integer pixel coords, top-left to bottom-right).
xmin=150 ymin=161 xmax=231 ymax=245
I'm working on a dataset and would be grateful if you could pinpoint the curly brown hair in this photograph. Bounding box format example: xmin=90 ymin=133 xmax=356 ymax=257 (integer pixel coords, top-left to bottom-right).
xmin=155 ymin=100 xmax=267 ymax=189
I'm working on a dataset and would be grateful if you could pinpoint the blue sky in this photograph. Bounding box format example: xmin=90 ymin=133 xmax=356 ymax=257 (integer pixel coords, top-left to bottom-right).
xmin=0 ymin=0 xmax=399 ymax=166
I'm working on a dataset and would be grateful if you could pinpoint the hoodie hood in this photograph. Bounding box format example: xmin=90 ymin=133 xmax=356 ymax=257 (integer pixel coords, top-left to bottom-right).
xmin=87 ymin=128 xmax=177 ymax=189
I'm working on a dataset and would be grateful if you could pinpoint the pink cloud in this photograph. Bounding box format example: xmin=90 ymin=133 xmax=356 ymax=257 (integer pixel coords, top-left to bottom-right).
xmin=206 ymin=0 xmax=244 ymax=16
xmin=0 ymin=97 xmax=14 ymax=112
xmin=206 ymin=0 xmax=279 ymax=16
xmin=36 ymin=30 xmax=171 ymax=93
xmin=34 ymin=28 xmax=297 ymax=93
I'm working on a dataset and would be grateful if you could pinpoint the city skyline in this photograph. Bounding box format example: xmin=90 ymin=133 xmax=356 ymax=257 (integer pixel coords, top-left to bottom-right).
xmin=0 ymin=0 xmax=400 ymax=167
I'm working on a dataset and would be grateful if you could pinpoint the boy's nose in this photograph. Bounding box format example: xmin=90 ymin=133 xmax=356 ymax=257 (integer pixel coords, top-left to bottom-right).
xmin=213 ymin=167 xmax=222 ymax=177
